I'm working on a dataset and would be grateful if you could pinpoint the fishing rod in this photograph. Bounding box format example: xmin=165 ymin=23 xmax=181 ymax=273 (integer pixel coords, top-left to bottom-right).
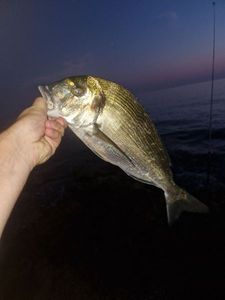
xmin=206 ymin=1 xmax=216 ymax=194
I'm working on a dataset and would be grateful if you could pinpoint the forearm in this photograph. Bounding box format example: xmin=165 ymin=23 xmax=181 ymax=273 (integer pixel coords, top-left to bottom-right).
xmin=0 ymin=127 xmax=32 ymax=237
xmin=0 ymin=98 xmax=66 ymax=238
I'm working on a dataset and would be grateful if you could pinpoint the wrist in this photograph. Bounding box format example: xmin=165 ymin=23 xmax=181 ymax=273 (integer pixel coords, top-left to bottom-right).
xmin=0 ymin=124 xmax=35 ymax=173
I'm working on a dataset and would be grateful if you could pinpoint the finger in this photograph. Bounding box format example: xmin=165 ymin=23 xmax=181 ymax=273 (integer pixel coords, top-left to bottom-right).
xmin=56 ymin=117 xmax=67 ymax=128
xmin=33 ymin=97 xmax=47 ymax=112
xmin=47 ymin=117 xmax=67 ymax=128
xmin=46 ymin=120 xmax=65 ymax=136
xmin=44 ymin=135 xmax=62 ymax=155
xmin=45 ymin=127 xmax=60 ymax=140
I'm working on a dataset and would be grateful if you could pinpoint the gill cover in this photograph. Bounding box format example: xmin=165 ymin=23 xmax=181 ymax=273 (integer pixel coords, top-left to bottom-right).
xmin=87 ymin=76 xmax=106 ymax=113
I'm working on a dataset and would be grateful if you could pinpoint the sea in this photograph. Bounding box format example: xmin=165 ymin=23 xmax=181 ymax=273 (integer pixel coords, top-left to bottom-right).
xmin=1 ymin=78 xmax=225 ymax=299
xmin=139 ymin=78 xmax=225 ymax=195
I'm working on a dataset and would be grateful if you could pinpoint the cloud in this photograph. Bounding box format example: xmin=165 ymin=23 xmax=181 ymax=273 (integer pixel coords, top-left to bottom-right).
xmin=157 ymin=11 xmax=178 ymax=22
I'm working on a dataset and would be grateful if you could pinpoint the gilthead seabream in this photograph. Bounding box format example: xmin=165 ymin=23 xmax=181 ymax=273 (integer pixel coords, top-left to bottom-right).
xmin=39 ymin=75 xmax=208 ymax=224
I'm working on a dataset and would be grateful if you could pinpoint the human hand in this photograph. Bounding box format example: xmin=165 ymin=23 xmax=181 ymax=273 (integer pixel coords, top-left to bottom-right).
xmin=0 ymin=97 xmax=67 ymax=237
xmin=7 ymin=97 xmax=67 ymax=170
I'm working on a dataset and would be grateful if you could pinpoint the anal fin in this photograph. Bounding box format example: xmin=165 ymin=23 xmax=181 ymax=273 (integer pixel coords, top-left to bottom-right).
xmin=125 ymin=173 xmax=156 ymax=186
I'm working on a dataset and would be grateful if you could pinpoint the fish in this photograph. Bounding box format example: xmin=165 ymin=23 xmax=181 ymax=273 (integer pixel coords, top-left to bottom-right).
xmin=38 ymin=75 xmax=208 ymax=224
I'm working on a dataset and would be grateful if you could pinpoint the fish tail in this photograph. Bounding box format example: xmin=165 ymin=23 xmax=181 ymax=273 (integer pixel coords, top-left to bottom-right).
xmin=165 ymin=185 xmax=209 ymax=225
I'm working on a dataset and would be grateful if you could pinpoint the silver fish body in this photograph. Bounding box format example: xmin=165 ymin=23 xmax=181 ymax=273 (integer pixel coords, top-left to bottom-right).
xmin=39 ymin=75 xmax=208 ymax=224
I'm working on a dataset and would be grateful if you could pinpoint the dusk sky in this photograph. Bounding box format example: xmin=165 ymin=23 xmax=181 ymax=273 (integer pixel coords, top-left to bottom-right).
xmin=0 ymin=0 xmax=225 ymax=124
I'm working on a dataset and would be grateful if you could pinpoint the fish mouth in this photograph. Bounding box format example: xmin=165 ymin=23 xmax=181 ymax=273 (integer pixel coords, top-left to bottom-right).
xmin=38 ymin=85 xmax=54 ymax=109
xmin=38 ymin=85 xmax=61 ymax=118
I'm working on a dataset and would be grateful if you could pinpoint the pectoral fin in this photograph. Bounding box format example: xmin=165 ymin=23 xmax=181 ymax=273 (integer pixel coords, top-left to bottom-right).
xmin=90 ymin=124 xmax=135 ymax=167
xmin=71 ymin=123 xmax=135 ymax=169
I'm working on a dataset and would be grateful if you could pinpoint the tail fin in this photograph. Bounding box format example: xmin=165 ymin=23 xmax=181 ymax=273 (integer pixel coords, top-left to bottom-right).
xmin=165 ymin=186 xmax=208 ymax=225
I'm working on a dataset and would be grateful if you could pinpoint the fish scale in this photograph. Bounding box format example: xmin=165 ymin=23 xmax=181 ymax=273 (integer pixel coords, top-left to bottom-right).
xmin=99 ymin=80 xmax=171 ymax=176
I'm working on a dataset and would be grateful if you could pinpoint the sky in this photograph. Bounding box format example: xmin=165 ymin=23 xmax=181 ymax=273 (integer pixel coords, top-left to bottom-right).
xmin=0 ymin=0 xmax=225 ymax=124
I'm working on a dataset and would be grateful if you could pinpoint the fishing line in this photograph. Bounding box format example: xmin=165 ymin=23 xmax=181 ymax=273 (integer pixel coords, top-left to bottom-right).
xmin=206 ymin=1 xmax=216 ymax=195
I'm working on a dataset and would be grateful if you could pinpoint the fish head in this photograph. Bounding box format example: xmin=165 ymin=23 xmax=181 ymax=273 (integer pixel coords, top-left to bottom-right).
xmin=38 ymin=76 xmax=105 ymax=125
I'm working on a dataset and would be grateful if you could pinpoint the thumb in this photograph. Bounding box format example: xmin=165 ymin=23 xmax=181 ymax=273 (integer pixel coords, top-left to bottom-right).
xmin=33 ymin=97 xmax=47 ymax=112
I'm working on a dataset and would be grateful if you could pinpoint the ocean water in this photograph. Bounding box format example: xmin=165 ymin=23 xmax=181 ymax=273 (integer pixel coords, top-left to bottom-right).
xmin=139 ymin=78 xmax=225 ymax=195
xmin=1 ymin=78 xmax=225 ymax=300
